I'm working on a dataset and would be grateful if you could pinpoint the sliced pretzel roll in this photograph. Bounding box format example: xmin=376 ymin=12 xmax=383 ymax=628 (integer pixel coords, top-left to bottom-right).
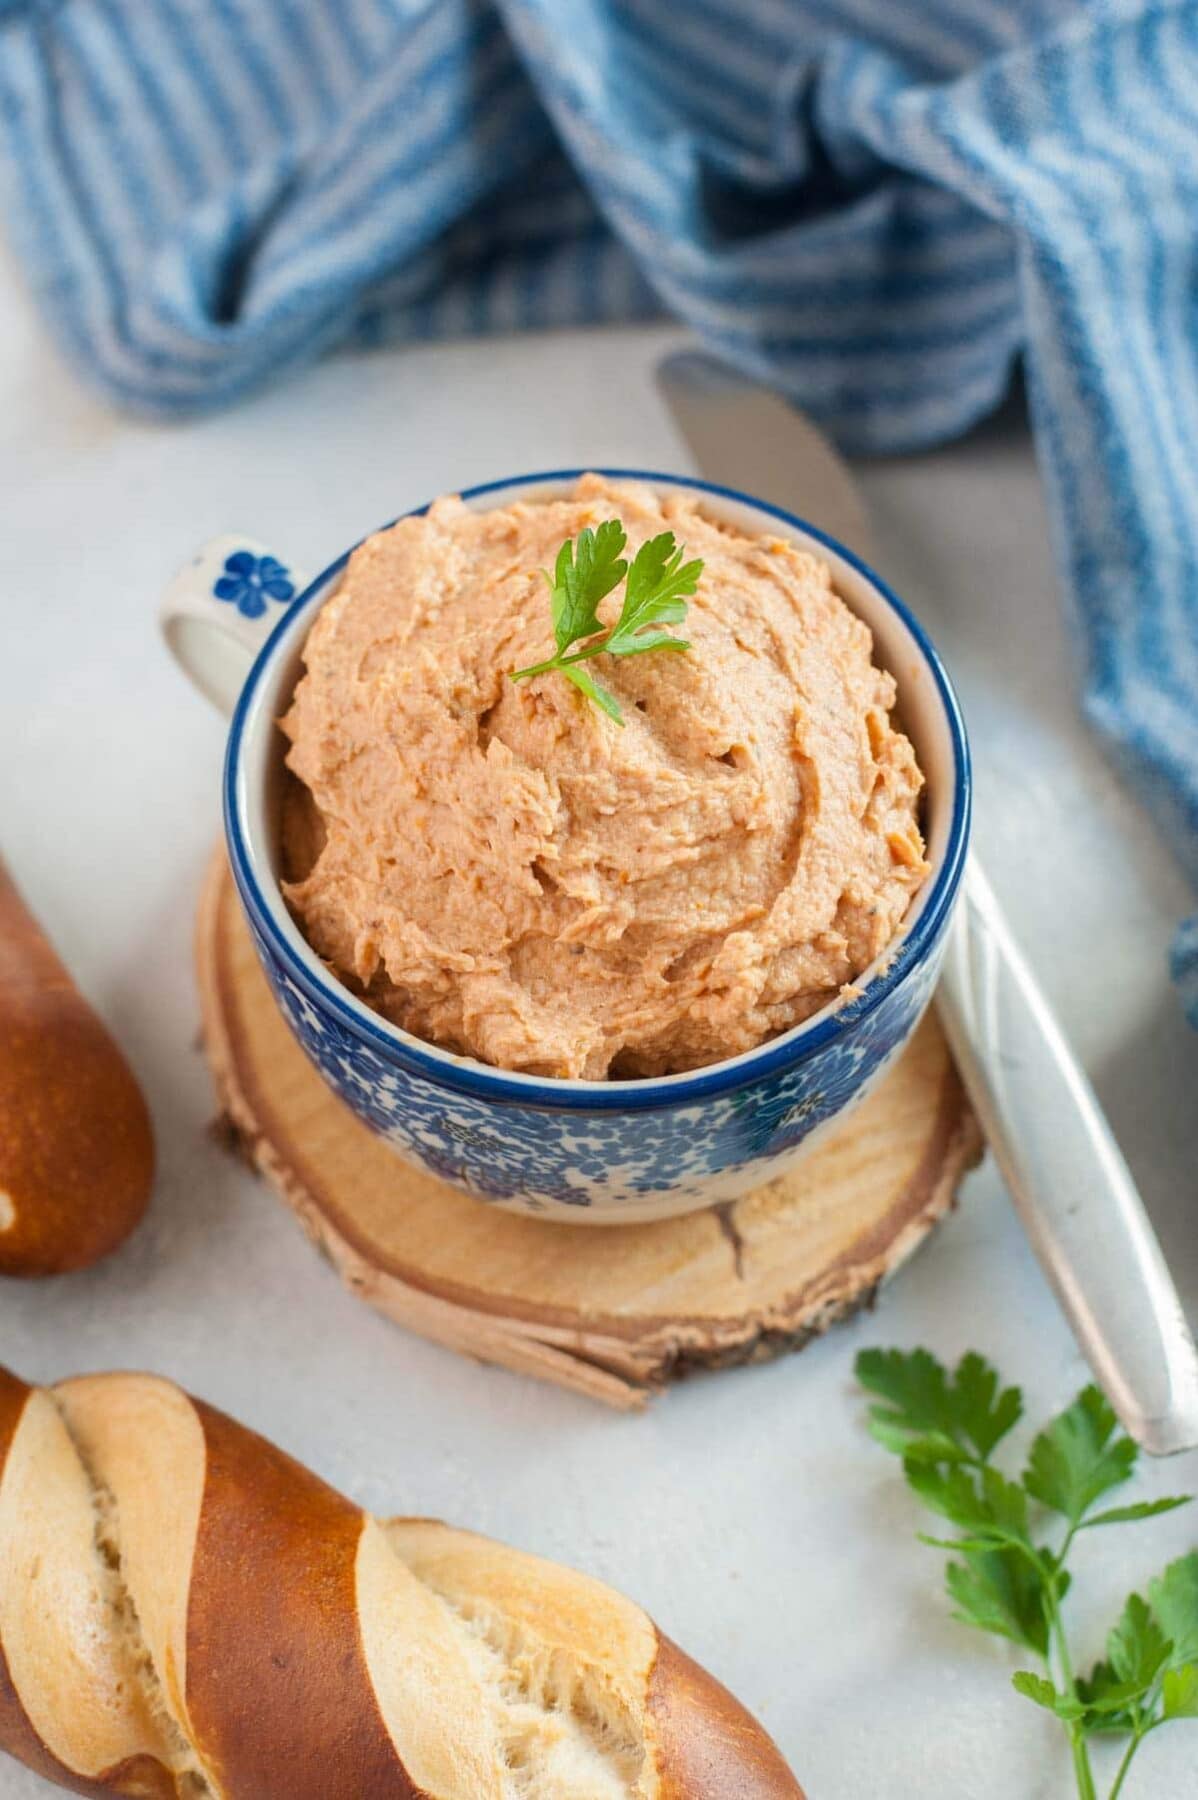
xmin=0 ymin=1368 xmax=803 ymax=1798
xmin=54 ymin=1374 xmax=500 ymax=1800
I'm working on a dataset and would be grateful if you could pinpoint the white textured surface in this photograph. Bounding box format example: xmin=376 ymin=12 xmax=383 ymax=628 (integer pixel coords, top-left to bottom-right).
xmin=2 ymin=268 xmax=1197 ymax=1799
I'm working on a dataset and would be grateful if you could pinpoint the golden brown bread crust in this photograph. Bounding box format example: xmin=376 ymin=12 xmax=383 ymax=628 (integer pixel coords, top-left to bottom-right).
xmin=0 ymin=1367 xmax=803 ymax=1799
xmin=0 ymin=863 xmax=154 ymax=1276
xmin=186 ymin=1401 xmax=420 ymax=1798
xmin=650 ymin=1636 xmax=799 ymax=1799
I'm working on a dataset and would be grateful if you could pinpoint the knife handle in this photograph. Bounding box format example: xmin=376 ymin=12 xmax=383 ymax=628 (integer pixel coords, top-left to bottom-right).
xmin=937 ymin=858 xmax=1198 ymax=1455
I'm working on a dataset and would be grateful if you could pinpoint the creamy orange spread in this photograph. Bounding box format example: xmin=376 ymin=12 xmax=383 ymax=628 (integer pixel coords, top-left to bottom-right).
xmin=280 ymin=476 xmax=929 ymax=1079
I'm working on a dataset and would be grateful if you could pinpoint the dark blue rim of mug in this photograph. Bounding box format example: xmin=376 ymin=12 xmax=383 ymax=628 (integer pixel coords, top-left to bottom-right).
xmin=224 ymin=468 xmax=971 ymax=1112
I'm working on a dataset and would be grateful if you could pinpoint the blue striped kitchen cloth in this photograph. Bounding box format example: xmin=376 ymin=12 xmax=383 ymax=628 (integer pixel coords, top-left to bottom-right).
xmin=2 ymin=0 xmax=1197 ymax=1018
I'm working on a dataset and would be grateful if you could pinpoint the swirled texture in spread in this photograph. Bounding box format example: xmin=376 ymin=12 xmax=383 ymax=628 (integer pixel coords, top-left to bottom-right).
xmin=280 ymin=477 xmax=928 ymax=1078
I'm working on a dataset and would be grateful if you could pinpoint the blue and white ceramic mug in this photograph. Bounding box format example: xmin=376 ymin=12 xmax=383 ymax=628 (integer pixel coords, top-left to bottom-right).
xmin=162 ymin=471 xmax=971 ymax=1224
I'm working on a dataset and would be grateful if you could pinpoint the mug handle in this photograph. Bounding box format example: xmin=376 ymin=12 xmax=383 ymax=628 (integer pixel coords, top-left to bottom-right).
xmin=159 ymin=536 xmax=311 ymax=716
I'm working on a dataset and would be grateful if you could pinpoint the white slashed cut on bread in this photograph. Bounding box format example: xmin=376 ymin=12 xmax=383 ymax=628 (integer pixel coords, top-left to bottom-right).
xmin=0 ymin=1367 xmax=803 ymax=1798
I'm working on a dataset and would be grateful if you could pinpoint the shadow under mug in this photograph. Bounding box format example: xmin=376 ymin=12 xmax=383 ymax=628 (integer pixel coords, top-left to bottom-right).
xmin=161 ymin=470 xmax=971 ymax=1225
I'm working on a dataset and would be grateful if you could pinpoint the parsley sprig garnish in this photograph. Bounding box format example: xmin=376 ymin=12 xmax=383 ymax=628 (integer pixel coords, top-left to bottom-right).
xmin=510 ymin=519 xmax=702 ymax=723
xmin=858 ymin=1347 xmax=1197 ymax=1800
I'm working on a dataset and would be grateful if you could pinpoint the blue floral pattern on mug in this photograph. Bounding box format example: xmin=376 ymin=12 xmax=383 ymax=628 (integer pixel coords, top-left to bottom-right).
xmin=214 ymin=551 xmax=295 ymax=619
xmin=242 ymin=899 xmax=946 ymax=1220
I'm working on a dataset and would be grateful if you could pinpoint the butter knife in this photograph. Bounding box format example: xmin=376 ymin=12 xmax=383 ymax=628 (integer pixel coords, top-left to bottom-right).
xmin=658 ymin=348 xmax=1198 ymax=1454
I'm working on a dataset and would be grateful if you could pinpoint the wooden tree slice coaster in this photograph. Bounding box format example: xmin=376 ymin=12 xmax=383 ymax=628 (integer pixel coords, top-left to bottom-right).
xmin=197 ymin=852 xmax=983 ymax=1409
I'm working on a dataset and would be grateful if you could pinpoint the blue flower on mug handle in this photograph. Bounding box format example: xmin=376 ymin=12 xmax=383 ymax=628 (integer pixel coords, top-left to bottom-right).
xmin=213 ymin=550 xmax=295 ymax=619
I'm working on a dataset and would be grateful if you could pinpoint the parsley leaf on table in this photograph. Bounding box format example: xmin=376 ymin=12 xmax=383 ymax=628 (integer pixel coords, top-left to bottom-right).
xmin=1106 ymin=1592 xmax=1171 ymax=1695
xmin=1162 ymin=1662 xmax=1198 ymax=1720
xmin=856 ymin=1346 xmax=1197 ymax=1800
xmin=1013 ymin=1668 xmax=1087 ymax=1721
xmin=949 ymin=1546 xmax=1052 ymax=1657
xmin=1022 ymin=1386 xmax=1137 ymax=1524
xmin=1149 ymin=1553 xmax=1198 ymax=1664
xmin=857 ymin=1346 xmax=1023 ymax=1465
xmin=510 ymin=518 xmax=701 ymax=722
